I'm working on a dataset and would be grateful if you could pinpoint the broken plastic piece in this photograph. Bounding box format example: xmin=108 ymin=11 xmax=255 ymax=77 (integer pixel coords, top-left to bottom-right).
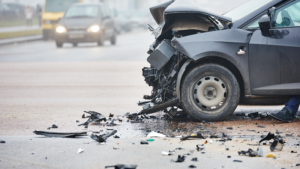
xmin=204 ymin=140 xmax=207 ymax=144
xmin=79 ymin=111 xmax=106 ymax=126
xmin=162 ymin=150 xmax=176 ymax=156
xmin=33 ymin=131 xmax=87 ymax=138
xmin=257 ymin=147 xmax=263 ymax=157
xmin=90 ymin=130 xmax=117 ymax=143
xmin=266 ymin=154 xmax=276 ymax=158
xmin=291 ymin=151 xmax=297 ymax=153
xmin=0 ymin=140 xmax=5 ymax=143
xmin=114 ymin=135 xmax=120 ymax=139
xmin=233 ymin=160 xmax=242 ymax=162
xmin=227 ymin=127 xmax=233 ymax=130
xmin=147 ymin=131 xmax=166 ymax=138
xmin=238 ymin=149 xmax=257 ymax=157
xmin=140 ymin=141 xmax=149 ymax=144
xmin=191 ymin=157 xmax=198 ymax=161
xmin=181 ymin=132 xmax=205 ymax=141
xmin=189 ymin=165 xmax=197 ymax=168
xmin=109 ymin=113 xmax=114 ymax=118
xmin=174 ymin=155 xmax=185 ymax=162
xmin=147 ymin=139 xmax=154 ymax=142
xmin=77 ymin=148 xmax=84 ymax=154
xmin=259 ymin=132 xmax=275 ymax=144
xmin=105 ymin=164 xmax=137 ymax=169
xmin=52 ymin=124 xmax=58 ymax=128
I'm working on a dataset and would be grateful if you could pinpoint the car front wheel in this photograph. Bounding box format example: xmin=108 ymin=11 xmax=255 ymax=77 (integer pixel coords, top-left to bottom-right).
xmin=181 ymin=64 xmax=240 ymax=122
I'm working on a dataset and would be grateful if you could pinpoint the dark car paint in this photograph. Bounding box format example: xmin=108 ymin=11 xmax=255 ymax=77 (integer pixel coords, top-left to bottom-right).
xmin=150 ymin=0 xmax=174 ymax=25
xmin=149 ymin=0 xmax=300 ymax=102
xmin=172 ymin=29 xmax=252 ymax=97
xmin=56 ymin=3 xmax=115 ymax=43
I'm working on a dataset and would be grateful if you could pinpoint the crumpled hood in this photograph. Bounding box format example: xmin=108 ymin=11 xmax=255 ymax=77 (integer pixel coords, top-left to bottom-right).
xmin=150 ymin=0 xmax=232 ymax=25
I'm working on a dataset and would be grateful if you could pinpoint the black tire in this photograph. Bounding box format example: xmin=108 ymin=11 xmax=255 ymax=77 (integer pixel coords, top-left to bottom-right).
xmin=73 ymin=43 xmax=78 ymax=47
xmin=97 ymin=31 xmax=105 ymax=46
xmin=56 ymin=41 xmax=63 ymax=48
xmin=181 ymin=64 xmax=240 ymax=122
xmin=110 ymin=31 xmax=117 ymax=45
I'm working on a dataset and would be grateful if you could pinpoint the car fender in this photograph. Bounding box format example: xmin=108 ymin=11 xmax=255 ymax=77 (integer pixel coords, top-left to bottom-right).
xmin=173 ymin=29 xmax=253 ymax=99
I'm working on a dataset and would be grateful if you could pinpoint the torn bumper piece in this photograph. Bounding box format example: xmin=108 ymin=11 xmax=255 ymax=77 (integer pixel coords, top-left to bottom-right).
xmin=33 ymin=131 xmax=87 ymax=138
xmin=79 ymin=111 xmax=106 ymax=126
xmin=91 ymin=130 xmax=117 ymax=142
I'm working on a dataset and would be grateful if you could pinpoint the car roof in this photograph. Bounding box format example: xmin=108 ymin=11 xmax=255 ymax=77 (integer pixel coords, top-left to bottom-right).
xmin=232 ymin=0 xmax=286 ymax=28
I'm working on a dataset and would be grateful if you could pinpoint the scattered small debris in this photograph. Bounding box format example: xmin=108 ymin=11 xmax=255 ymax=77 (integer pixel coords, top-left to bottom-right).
xmin=76 ymin=120 xmax=79 ymax=123
xmin=52 ymin=124 xmax=58 ymax=128
xmin=147 ymin=139 xmax=154 ymax=142
xmin=257 ymin=125 xmax=265 ymax=128
xmin=238 ymin=149 xmax=257 ymax=157
xmin=147 ymin=131 xmax=166 ymax=138
xmin=109 ymin=113 xmax=114 ymax=118
xmin=227 ymin=127 xmax=233 ymax=130
xmin=266 ymin=154 xmax=276 ymax=158
xmin=174 ymin=155 xmax=185 ymax=162
xmin=90 ymin=130 xmax=117 ymax=143
xmin=227 ymin=156 xmax=231 ymax=158
xmin=113 ymin=147 xmax=119 ymax=150
xmin=33 ymin=131 xmax=87 ymax=138
xmin=105 ymin=164 xmax=138 ymax=169
xmin=291 ymin=151 xmax=297 ymax=153
xmin=259 ymin=132 xmax=284 ymax=151
xmin=82 ymin=114 xmax=85 ymax=118
xmin=140 ymin=141 xmax=149 ymax=145
xmin=79 ymin=111 xmax=106 ymax=126
xmin=189 ymin=165 xmax=197 ymax=168
xmin=77 ymin=148 xmax=84 ymax=154
xmin=114 ymin=135 xmax=120 ymax=139
xmin=181 ymin=132 xmax=205 ymax=141
xmin=0 ymin=140 xmax=6 ymax=143
xmin=162 ymin=150 xmax=176 ymax=156
xmin=191 ymin=157 xmax=198 ymax=161
xmin=233 ymin=160 xmax=242 ymax=163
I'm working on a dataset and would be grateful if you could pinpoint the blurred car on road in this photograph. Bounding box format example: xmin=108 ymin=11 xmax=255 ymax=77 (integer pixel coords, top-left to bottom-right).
xmin=42 ymin=0 xmax=83 ymax=40
xmin=114 ymin=11 xmax=134 ymax=33
xmin=54 ymin=2 xmax=117 ymax=48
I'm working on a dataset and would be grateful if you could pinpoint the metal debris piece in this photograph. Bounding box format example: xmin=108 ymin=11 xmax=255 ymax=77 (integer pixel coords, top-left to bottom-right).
xmin=90 ymin=130 xmax=117 ymax=143
xmin=77 ymin=148 xmax=84 ymax=154
xmin=79 ymin=111 xmax=106 ymax=126
xmin=105 ymin=164 xmax=137 ymax=169
xmin=174 ymin=155 xmax=185 ymax=162
xmin=33 ymin=131 xmax=87 ymax=138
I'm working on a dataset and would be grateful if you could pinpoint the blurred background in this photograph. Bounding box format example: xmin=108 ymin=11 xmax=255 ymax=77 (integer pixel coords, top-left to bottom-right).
xmin=0 ymin=0 xmax=248 ymax=40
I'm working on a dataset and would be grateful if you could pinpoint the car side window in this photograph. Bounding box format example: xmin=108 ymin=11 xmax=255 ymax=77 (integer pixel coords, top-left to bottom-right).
xmin=272 ymin=0 xmax=300 ymax=28
xmin=246 ymin=19 xmax=260 ymax=29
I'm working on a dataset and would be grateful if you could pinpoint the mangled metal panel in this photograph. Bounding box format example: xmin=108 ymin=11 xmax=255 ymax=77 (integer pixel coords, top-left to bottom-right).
xmin=147 ymin=40 xmax=175 ymax=70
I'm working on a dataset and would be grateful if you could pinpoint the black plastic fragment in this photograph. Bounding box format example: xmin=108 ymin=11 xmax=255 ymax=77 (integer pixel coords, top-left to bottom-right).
xmin=107 ymin=119 xmax=117 ymax=126
xmin=140 ymin=141 xmax=149 ymax=145
xmin=90 ymin=130 xmax=117 ymax=142
xmin=79 ymin=111 xmax=106 ymax=126
xmin=33 ymin=131 xmax=87 ymax=138
xmin=189 ymin=165 xmax=197 ymax=168
xmin=227 ymin=127 xmax=233 ymax=130
xmin=227 ymin=156 xmax=231 ymax=158
xmin=52 ymin=124 xmax=58 ymax=128
xmin=82 ymin=114 xmax=85 ymax=118
xmin=238 ymin=149 xmax=256 ymax=157
xmin=109 ymin=113 xmax=114 ymax=118
xmin=196 ymin=145 xmax=204 ymax=151
xmin=114 ymin=135 xmax=120 ymax=139
xmin=105 ymin=164 xmax=137 ymax=169
xmin=233 ymin=160 xmax=242 ymax=162
xmin=0 ymin=140 xmax=5 ymax=143
xmin=191 ymin=157 xmax=198 ymax=161
xmin=248 ymin=112 xmax=259 ymax=118
xmin=174 ymin=155 xmax=185 ymax=162
xmin=259 ymin=132 xmax=275 ymax=144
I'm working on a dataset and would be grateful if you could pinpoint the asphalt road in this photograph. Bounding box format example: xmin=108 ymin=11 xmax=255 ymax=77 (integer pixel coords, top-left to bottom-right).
xmin=0 ymin=30 xmax=298 ymax=169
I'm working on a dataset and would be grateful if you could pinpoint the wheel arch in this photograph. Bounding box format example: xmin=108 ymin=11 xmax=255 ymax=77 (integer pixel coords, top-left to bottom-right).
xmin=176 ymin=54 xmax=246 ymax=102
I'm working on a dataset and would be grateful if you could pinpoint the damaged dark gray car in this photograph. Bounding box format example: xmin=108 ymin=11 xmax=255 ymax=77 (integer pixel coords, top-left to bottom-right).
xmin=141 ymin=0 xmax=300 ymax=121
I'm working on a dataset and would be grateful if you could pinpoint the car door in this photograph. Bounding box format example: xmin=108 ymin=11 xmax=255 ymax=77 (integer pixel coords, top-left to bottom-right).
xmin=248 ymin=0 xmax=300 ymax=95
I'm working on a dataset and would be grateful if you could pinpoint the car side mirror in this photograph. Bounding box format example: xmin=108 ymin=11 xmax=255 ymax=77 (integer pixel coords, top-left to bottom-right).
xmin=259 ymin=14 xmax=272 ymax=37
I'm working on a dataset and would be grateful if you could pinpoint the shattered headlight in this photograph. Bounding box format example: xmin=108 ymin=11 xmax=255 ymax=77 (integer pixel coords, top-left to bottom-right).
xmin=87 ymin=25 xmax=100 ymax=33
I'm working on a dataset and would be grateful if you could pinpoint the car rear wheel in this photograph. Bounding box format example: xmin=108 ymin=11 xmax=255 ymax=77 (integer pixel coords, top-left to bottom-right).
xmin=110 ymin=31 xmax=117 ymax=45
xmin=181 ymin=64 xmax=240 ymax=121
xmin=97 ymin=31 xmax=105 ymax=46
xmin=56 ymin=41 xmax=63 ymax=48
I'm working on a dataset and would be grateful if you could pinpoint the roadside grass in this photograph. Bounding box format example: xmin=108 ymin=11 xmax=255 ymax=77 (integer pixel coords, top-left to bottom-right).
xmin=0 ymin=19 xmax=39 ymax=28
xmin=0 ymin=29 xmax=42 ymax=39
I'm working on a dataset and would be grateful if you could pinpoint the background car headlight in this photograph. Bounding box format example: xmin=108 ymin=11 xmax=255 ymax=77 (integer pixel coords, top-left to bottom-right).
xmin=56 ymin=26 xmax=67 ymax=33
xmin=87 ymin=25 xmax=100 ymax=32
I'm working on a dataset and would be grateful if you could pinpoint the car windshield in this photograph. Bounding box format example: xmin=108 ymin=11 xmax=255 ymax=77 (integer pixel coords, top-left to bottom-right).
xmin=65 ymin=5 xmax=99 ymax=18
xmin=223 ymin=0 xmax=272 ymax=22
xmin=45 ymin=0 xmax=78 ymax=13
